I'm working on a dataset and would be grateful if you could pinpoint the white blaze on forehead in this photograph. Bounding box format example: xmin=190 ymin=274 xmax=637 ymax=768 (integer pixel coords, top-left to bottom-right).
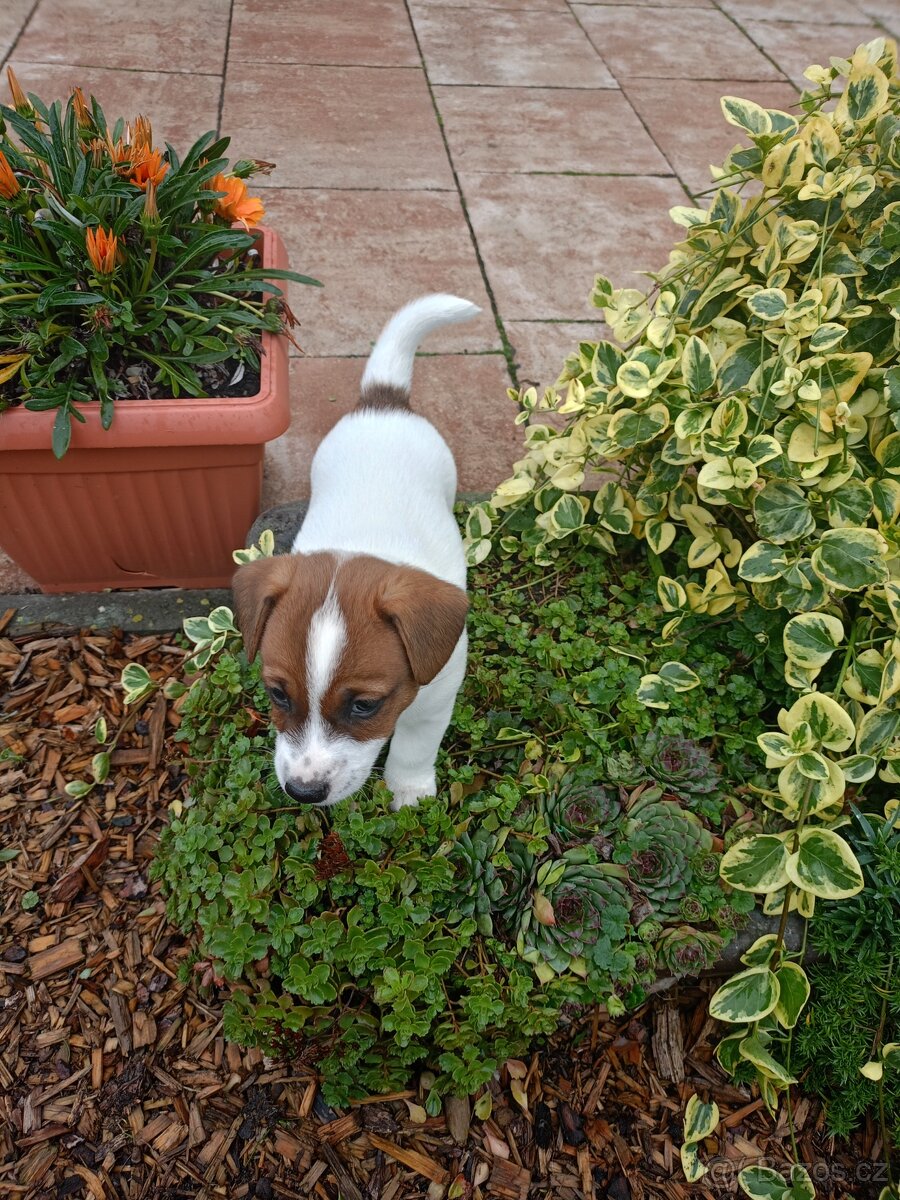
xmin=306 ymin=588 xmax=346 ymax=717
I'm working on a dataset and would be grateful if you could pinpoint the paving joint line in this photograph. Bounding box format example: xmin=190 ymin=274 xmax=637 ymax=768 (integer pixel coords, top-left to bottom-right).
xmin=216 ymin=0 xmax=236 ymax=137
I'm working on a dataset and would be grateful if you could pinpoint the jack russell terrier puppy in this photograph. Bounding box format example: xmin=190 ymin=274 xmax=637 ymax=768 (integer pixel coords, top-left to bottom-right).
xmin=233 ymin=294 xmax=480 ymax=810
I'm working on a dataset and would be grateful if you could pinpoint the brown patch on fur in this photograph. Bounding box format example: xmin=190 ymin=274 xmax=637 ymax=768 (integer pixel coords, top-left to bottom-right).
xmin=356 ymin=382 xmax=410 ymax=411
xmin=231 ymin=553 xmax=468 ymax=745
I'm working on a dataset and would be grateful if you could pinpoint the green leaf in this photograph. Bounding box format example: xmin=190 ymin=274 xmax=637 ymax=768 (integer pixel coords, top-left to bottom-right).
xmin=64 ymin=780 xmax=94 ymax=798
xmin=94 ymin=716 xmax=108 ymax=744
xmin=809 ymin=322 xmax=848 ymax=351
xmin=709 ymin=966 xmax=780 ymax=1024
xmin=856 ymin=706 xmax=900 ymax=756
xmin=91 ymin=752 xmax=110 ymax=785
xmin=774 ymin=962 xmax=810 ymax=1029
xmin=593 ymin=482 xmax=634 ymax=535
xmin=636 ymin=673 xmax=671 ymax=710
xmin=681 ymin=336 xmax=717 ymax=394
xmin=22 ymin=890 xmax=40 ymax=911
xmin=811 ymin=529 xmax=890 ymax=591
xmin=738 ymin=541 xmax=788 ymax=583
xmin=753 ymin=482 xmax=815 ymax=544
xmin=52 ymin=406 xmax=72 ymax=459
xmin=657 ymin=661 xmax=701 ymax=692
xmin=207 ymin=606 xmax=237 ymax=633
xmin=740 ymin=934 xmax=779 ymax=967
xmin=783 ymin=613 xmax=844 ymax=671
xmin=121 ymin=663 xmax=155 ymax=706
xmin=183 ymin=616 xmax=214 ymax=644
xmin=838 ymin=753 xmax=877 ymax=782
xmin=786 ymin=828 xmax=864 ymax=899
xmin=747 ymin=288 xmax=787 ymax=321
xmin=875 ymin=432 xmax=900 ymax=476
xmin=680 ymin=1141 xmax=707 ymax=1183
xmin=0 ymin=848 xmax=20 ymax=862
xmin=738 ymin=1166 xmax=792 ymax=1200
xmin=720 ymin=835 xmax=790 ymax=894
xmin=608 ymin=404 xmax=669 ymax=448
xmin=739 ymin=1035 xmax=797 ymax=1085
xmin=784 ymin=692 xmax=856 ymax=752
xmin=683 ymin=1093 xmax=719 ymax=1141
xmin=657 ymin=576 xmax=687 ymax=612
xmin=721 ymin=95 xmax=773 ymax=136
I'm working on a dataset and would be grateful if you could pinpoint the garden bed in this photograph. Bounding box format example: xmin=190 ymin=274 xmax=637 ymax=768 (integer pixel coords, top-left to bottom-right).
xmin=0 ymin=613 xmax=885 ymax=1199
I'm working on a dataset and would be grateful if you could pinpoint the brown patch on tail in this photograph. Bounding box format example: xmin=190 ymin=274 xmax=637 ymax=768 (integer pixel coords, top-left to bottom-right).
xmin=357 ymin=382 xmax=410 ymax=411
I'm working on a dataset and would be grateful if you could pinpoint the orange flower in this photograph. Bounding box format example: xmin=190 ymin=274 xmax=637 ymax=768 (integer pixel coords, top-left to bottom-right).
xmin=129 ymin=146 xmax=167 ymax=190
xmin=85 ymin=226 xmax=121 ymax=275
xmin=209 ymin=172 xmax=265 ymax=229
xmin=0 ymin=150 xmax=20 ymax=200
xmin=130 ymin=116 xmax=153 ymax=154
xmin=141 ymin=179 xmax=160 ymax=228
xmin=71 ymin=86 xmax=91 ymax=127
xmin=6 ymin=67 xmax=30 ymax=114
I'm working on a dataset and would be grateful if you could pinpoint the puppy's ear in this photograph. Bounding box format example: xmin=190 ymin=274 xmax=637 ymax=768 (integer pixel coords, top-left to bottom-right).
xmin=378 ymin=566 xmax=468 ymax=686
xmin=232 ymin=556 xmax=293 ymax=661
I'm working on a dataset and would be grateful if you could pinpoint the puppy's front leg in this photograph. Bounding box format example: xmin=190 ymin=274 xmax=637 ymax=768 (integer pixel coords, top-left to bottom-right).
xmin=384 ymin=638 xmax=466 ymax=810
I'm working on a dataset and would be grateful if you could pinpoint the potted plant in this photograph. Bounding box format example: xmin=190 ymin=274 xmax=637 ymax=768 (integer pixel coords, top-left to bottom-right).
xmin=0 ymin=70 xmax=318 ymax=593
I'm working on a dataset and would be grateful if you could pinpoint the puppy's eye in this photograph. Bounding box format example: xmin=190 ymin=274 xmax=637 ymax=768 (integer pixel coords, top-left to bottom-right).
xmin=267 ymin=685 xmax=291 ymax=711
xmin=349 ymin=697 xmax=383 ymax=720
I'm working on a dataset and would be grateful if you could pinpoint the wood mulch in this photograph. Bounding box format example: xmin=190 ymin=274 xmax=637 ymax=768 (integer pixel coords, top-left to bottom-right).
xmin=0 ymin=621 xmax=880 ymax=1200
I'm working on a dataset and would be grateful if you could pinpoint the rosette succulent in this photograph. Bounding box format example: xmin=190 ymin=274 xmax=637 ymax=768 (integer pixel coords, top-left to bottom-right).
xmin=494 ymin=836 xmax=538 ymax=931
xmin=636 ymin=731 xmax=721 ymax=807
xmin=655 ymin=925 xmax=723 ymax=977
xmin=449 ymin=826 xmax=504 ymax=936
xmin=623 ymin=789 xmax=713 ymax=921
xmin=603 ymin=748 xmax=649 ymax=790
xmin=542 ymin=769 xmax=622 ymax=845
xmin=517 ymin=848 xmax=633 ymax=980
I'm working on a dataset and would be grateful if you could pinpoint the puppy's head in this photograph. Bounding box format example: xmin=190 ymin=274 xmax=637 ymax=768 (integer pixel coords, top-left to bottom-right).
xmin=232 ymin=553 xmax=468 ymax=807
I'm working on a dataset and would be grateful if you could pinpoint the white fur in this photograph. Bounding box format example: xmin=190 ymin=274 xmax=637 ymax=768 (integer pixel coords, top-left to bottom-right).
xmin=360 ymin=293 xmax=482 ymax=395
xmin=286 ymin=293 xmax=479 ymax=808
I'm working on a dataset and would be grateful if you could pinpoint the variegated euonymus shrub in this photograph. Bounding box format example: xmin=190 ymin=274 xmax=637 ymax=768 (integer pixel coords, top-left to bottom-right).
xmin=467 ymin=36 xmax=900 ymax=1150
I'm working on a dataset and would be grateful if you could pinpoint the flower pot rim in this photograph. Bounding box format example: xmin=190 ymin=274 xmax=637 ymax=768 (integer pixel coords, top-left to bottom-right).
xmin=0 ymin=225 xmax=291 ymax=452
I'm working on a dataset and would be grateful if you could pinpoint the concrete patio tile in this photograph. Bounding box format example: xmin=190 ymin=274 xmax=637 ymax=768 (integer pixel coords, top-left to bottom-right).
xmin=505 ymin=320 xmax=609 ymax=393
xmin=854 ymin=0 xmax=900 ymax=36
xmin=15 ymin=0 xmax=230 ymax=74
xmin=263 ymin=354 xmax=518 ymax=504
xmin=221 ymin=63 xmax=453 ymax=190
xmin=434 ymin=85 xmax=671 ymax=175
xmin=718 ymin=0 xmax=872 ymax=24
xmin=5 ymin=62 xmax=222 ymax=149
xmin=573 ymin=5 xmax=785 ymax=80
xmin=254 ymin=188 xmax=500 ymax=357
xmin=741 ymin=20 xmax=887 ymax=86
xmin=410 ymin=4 xmax=617 ymax=87
xmin=623 ymin=77 xmax=799 ymax=196
xmin=229 ymin=0 xmax=420 ymax=67
xmin=461 ymin=172 xmax=682 ymax=321
xmin=0 ymin=0 xmax=32 ymax=60
xmin=414 ymin=0 xmax=567 ymax=7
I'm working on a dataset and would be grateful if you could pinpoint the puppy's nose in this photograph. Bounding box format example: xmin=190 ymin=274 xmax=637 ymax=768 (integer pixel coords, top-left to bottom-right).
xmin=284 ymin=779 xmax=330 ymax=806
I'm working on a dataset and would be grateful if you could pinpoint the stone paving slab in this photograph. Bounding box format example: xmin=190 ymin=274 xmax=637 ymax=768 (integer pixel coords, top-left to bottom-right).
xmin=1 ymin=0 xmax=896 ymax=596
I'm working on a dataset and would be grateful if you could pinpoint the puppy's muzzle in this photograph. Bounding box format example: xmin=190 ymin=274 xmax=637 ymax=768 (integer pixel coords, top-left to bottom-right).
xmin=284 ymin=778 xmax=330 ymax=806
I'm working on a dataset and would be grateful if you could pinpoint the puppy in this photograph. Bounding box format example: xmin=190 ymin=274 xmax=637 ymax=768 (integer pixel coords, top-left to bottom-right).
xmin=233 ymin=294 xmax=479 ymax=809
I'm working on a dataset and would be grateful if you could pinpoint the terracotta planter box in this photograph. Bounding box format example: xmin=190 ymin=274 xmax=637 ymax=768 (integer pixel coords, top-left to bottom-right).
xmin=0 ymin=227 xmax=291 ymax=594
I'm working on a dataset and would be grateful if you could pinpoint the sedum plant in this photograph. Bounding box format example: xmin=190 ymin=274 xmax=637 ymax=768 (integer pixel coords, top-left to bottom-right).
xmin=468 ymin=37 xmax=900 ymax=1141
xmin=0 ymin=72 xmax=318 ymax=455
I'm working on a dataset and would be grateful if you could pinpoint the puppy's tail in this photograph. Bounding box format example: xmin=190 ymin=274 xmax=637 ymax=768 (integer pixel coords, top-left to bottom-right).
xmin=358 ymin=293 xmax=481 ymax=410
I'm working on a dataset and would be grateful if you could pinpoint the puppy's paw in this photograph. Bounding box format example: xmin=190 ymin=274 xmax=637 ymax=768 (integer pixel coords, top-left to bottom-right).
xmin=386 ymin=778 xmax=436 ymax=812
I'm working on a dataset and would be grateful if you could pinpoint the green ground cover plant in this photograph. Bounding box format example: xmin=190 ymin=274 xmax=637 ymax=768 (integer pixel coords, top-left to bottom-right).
xmin=119 ymin=544 xmax=767 ymax=1106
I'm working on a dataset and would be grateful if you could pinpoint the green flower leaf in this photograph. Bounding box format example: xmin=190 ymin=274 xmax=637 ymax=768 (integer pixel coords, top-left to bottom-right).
xmin=709 ymin=965 xmax=780 ymax=1024
xmin=786 ymin=828 xmax=864 ymax=899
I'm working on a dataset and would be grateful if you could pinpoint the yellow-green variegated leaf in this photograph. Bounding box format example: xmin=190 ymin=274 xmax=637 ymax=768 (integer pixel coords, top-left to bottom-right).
xmin=747 ymin=288 xmax=788 ymax=321
xmin=774 ymin=962 xmax=810 ymax=1029
xmin=818 ymin=352 xmax=873 ymax=405
xmin=688 ymin=534 xmax=722 ymax=569
xmin=710 ymin=397 xmax=748 ymax=441
xmin=856 ymin=705 xmax=900 ymax=757
xmin=795 ymin=751 xmax=830 ymax=780
xmin=658 ymin=661 xmax=701 ymax=692
xmin=753 ymin=481 xmax=815 ymax=543
xmin=835 ymin=63 xmax=889 ymax=125
xmin=740 ymin=934 xmax=779 ymax=967
xmin=698 ymin=457 xmax=758 ymax=491
xmin=738 ymin=1166 xmax=793 ymax=1200
xmin=778 ymin=756 xmax=845 ymax=816
xmin=811 ymin=528 xmax=890 ymax=592
xmin=827 ymin=479 xmax=873 ymax=529
xmin=873 ymin=479 xmax=900 ymax=523
xmin=709 ymin=966 xmax=780 ymax=1024
xmin=875 ymin=432 xmax=900 ymax=476
xmin=783 ymin=613 xmax=844 ymax=670
xmin=658 ymin=576 xmax=687 ymax=612
xmin=721 ymin=95 xmax=772 ymax=136
xmin=536 ymin=493 xmax=589 ymax=537
xmin=839 ymin=754 xmax=877 ymax=782
xmin=809 ymin=322 xmax=848 ymax=351
xmin=861 ymin=1059 xmax=884 ymax=1081
xmin=788 ymin=423 xmax=843 ymax=463
xmin=745 ymin=435 xmax=783 ymax=467
xmin=680 ymin=1142 xmax=707 ymax=1184
xmin=843 ymin=649 xmax=886 ymax=705
xmin=739 ymin=1035 xmax=797 ymax=1085
xmin=720 ymin=835 xmax=791 ymax=893
xmin=608 ymin=403 xmax=669 ymax=448
xmin=885 ymin=582 xmax=900 ymax=629
xmin=675 ymin=405 xmax=713 ymax=438
xmin=682 ymin=336 xmax=717 ymax=395
xmin=785 ymin=827 xmax=865 ymax=899
xmin=593 ymin=482 xmax=634 ymax=535
xmin=796 ymin=887 xmax=816 ymax=918
xmin=784 ymin=692 xmax=856 ymax=752
xmin=645 ymin=516 xmax=676 ymax=554
xmin=683 ymin=1093 xmax=719 ymax=1142
xmin=616 ymin=360 xmax=653 ymax=400
xmin=716 ymin=1029 xmax=749 ymax=1075
xmin=738 ymin=541 xmax=789 ymax=583
xmin=637 ymin=674 xmax=671 ymax=710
